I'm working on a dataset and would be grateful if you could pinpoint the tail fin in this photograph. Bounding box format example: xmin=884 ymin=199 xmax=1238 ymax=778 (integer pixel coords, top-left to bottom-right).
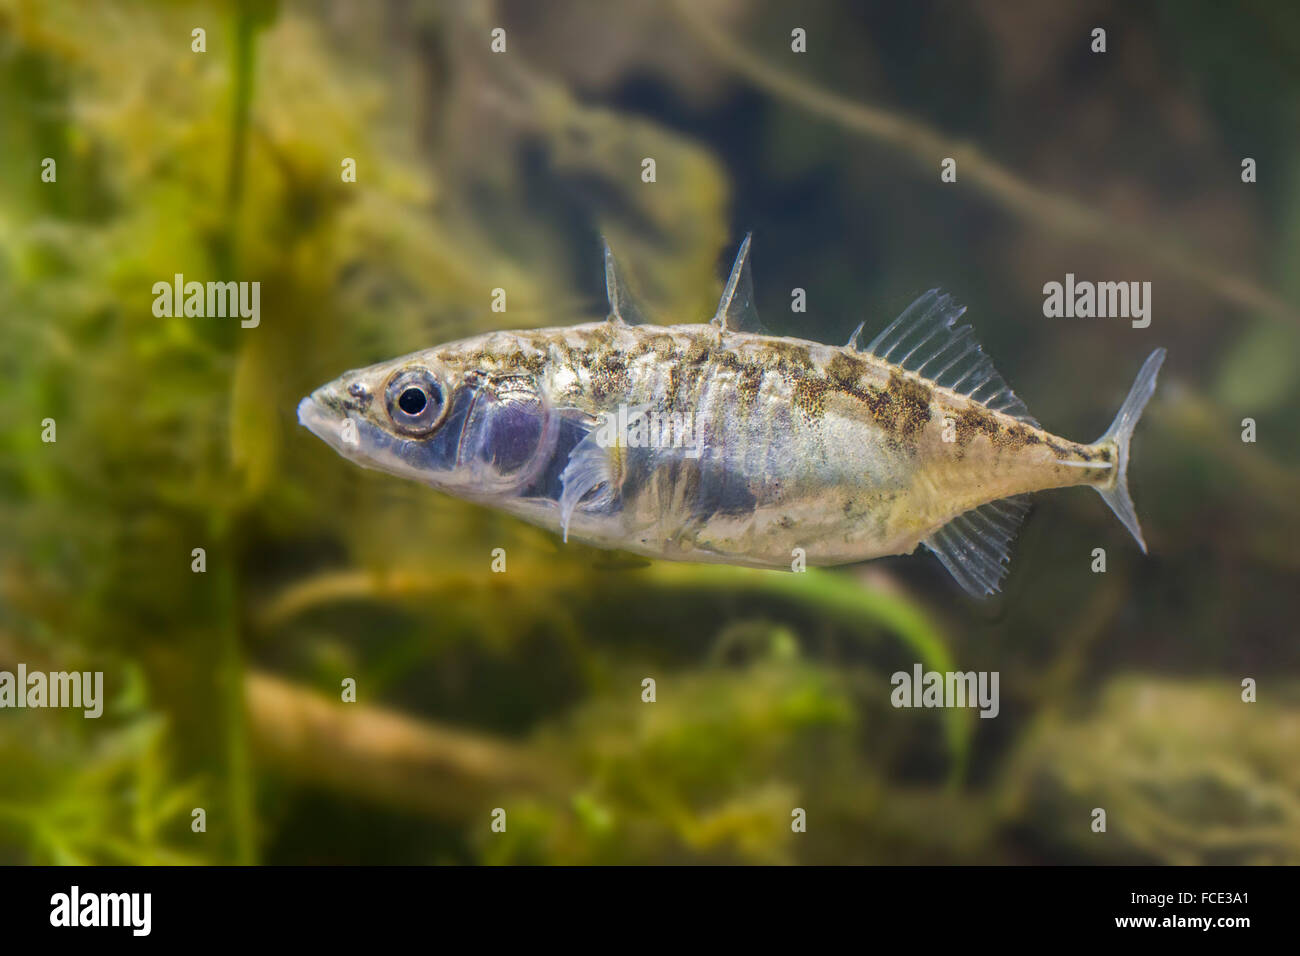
xmin=1094 ymin=348 xmax=1166 ymax=553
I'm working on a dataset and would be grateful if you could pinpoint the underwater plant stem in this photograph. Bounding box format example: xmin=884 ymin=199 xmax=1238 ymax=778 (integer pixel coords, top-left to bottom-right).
xmin=224 ymin=2 xmax=257 ymax=219
xmin=258 ymin=563 xmax=970 ymax=786
xmin=669 ymin=0 xmax=1300 ymax=328
xmin=637 ymin=563 xmax=970 ymax=786
xmin=212 ymin=0 xmax=266 ymax=865
xmin=212 ymin=514 xmax=257 ymax=865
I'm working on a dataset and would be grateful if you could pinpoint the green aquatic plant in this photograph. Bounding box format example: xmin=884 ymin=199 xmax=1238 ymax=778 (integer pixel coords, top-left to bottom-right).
xmin=1001 ymin=677 xmax=1300 ymax=864
xmin=1 ymin=0 xmax=1298 ymax=866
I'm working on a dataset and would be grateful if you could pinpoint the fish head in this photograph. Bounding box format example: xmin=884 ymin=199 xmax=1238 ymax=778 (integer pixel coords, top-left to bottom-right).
xmin=298 ymin=346 xmax=558 ymax=500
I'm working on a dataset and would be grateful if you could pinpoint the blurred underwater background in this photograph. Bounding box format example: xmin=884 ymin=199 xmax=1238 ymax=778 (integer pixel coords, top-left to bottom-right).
xmin=1 ymin=0 xmax=1299 ymax=864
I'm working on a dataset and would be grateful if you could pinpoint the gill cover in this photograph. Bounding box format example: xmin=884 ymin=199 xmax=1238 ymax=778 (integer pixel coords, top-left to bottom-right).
xmin=433 ymin=375 xmax=559 ymax=496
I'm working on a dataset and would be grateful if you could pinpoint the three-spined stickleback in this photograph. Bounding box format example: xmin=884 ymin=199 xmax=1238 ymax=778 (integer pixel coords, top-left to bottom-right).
xmin=299 ymin=237 xmax=1164 ymax=597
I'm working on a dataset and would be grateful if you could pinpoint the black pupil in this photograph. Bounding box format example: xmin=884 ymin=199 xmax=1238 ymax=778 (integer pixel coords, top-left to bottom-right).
xmin=398 ymin=387 xmax=427 ymax=416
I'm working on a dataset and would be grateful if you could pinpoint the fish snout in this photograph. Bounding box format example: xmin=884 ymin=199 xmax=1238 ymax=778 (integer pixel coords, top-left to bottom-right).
xmin=296 ymin=394 xmax=321 ymax=427
xmin=297 ymin=388 xmax=346 ymax=445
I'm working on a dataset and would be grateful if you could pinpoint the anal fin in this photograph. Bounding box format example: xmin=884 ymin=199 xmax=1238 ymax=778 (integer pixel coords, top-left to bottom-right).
xmin=923 ymin=496 xmax=1030 ymax=598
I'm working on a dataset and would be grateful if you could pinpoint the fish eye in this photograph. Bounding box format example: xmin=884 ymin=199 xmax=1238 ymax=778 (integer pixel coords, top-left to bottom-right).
xmin=398 ymin=387 xmax=427 ymax=415
xmin=385 ymin=368 xmax=445 ymax=434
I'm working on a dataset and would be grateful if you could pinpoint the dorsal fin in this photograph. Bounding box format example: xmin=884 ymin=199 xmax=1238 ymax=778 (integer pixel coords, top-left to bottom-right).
xmin=710 ymin=233 xmax=763 ymax=333
xmin=864 ymin=290 xmax=1038 ymax=426
xmin=923 ymin=496 xmax=1031 ymax=598
xmin=602 ymin=238 xmax=648 ymax=326
xmin=846 ymin=321 xmax=865 ymax=349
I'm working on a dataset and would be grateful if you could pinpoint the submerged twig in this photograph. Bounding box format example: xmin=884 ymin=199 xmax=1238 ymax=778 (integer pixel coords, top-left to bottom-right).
xmin=257 ymin=561 xmax=969 ymax=784
xmin=244 ymin=671 xmax=557 ymax=819
xmin=669 ymin=0 xmax=1298 ymax=327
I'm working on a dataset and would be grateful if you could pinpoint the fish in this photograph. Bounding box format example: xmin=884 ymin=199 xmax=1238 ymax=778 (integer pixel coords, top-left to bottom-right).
xmin=298 ymin=236 xmax=1165 ymax=597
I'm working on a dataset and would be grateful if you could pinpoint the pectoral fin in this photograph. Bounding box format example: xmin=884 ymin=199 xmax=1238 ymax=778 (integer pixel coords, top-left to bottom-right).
xmin=558 ymin=425 xmax=623 ymax=543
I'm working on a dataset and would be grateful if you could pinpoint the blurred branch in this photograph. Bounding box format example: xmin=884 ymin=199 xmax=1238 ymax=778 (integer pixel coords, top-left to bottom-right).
xmin=257 ymin=561 xmax=969 ymax=784
xmin=0 ymin=626 xmax=559 ymax=825
xmin=669 ymin=0 xmax=1300 ymax=327
xmin=244 ymin=671 xmax=560 ymax=820
xmin=1155 ymin=393 xmax=1300 ymax=519
xmin=1029 ymin=575 xmax=1128 ymax=708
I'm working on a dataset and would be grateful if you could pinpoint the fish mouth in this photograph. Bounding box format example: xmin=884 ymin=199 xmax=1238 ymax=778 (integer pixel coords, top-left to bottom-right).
xmin=298 ymin=394 xmax=349 ymax=450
